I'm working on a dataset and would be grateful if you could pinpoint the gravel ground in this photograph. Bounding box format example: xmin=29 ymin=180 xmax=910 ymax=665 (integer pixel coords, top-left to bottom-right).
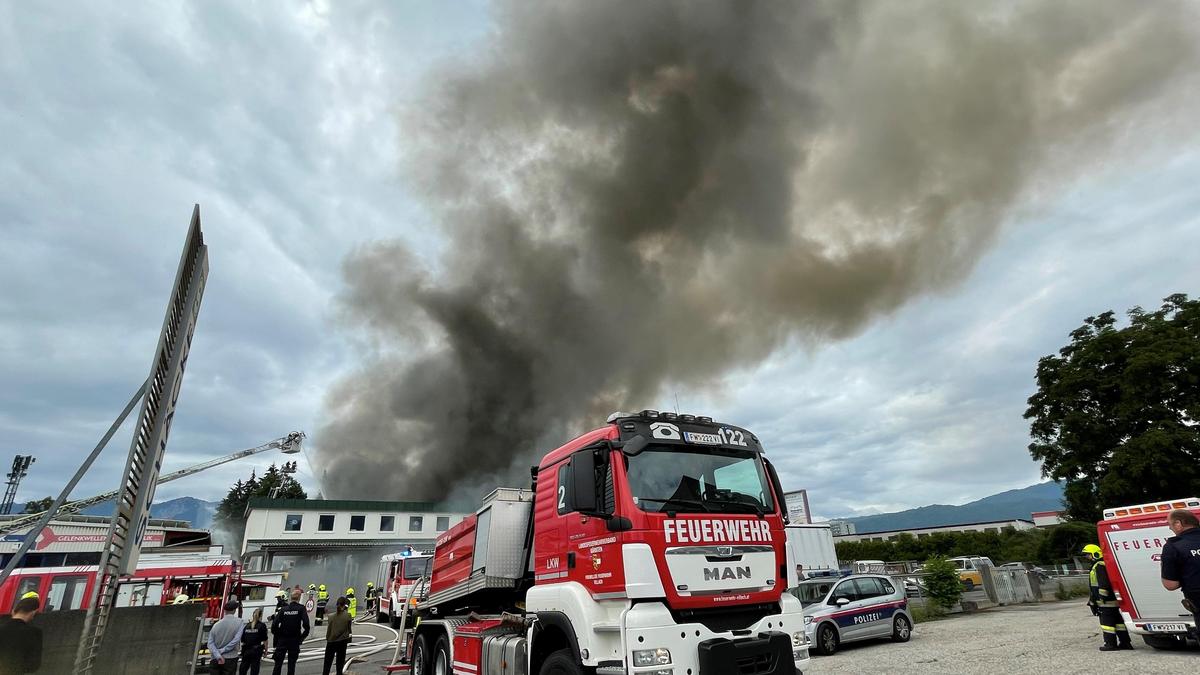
xmin=805 ymin=599 xmax=1197 ymax=675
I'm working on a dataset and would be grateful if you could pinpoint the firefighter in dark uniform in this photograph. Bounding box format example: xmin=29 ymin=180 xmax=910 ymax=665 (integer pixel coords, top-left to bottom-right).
xmin=365 ymin=581 xmax=377 ymax=613
xmin=1084 ymin=544 xmax=1132 ymax=651
xmin=1160 ymin=508 xmax=1200 ymax=637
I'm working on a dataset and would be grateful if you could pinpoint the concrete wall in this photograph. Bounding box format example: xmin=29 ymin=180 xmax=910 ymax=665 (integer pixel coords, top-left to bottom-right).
xmin=34 ymin=604 xmax=205 ymax=674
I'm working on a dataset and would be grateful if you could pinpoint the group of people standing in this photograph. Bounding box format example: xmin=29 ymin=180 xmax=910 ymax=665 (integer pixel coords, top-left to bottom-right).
xmin=208 ymin=587 xmax=354 ymax=675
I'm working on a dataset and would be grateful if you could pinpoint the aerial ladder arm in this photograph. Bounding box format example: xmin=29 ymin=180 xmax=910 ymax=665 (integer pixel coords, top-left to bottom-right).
xmin=0 ymin=431 xmax=304 ymax=533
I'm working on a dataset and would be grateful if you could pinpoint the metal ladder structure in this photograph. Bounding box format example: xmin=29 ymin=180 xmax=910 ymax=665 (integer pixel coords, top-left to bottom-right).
xmin=73 ymin=207 xmax=209 ymax=675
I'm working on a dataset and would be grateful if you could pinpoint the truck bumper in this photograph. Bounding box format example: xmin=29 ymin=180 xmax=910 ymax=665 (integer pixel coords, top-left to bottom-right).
xmin=623 ymin=601 xmax=810 ymax=674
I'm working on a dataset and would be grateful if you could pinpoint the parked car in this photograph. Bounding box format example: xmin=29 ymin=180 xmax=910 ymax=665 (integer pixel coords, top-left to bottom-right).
xmin=948 ymin=556 xmax=994 ymax=591
xmin=790 ymin=574 xmax=914 ymax=656
xmin=998 ymin=561 xmax=1050 ymax=580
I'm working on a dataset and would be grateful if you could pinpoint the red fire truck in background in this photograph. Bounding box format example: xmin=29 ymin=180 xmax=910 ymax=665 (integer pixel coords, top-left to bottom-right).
xmin=0 ymin=548 xmax=273 ymax=620
xmin=377 ymin=546 xmax=433 ymax=628
xmin=401 ymin=410 xmax=810 ymax=675
xmin=1097 ymin=496 xmax=1200 ymax=650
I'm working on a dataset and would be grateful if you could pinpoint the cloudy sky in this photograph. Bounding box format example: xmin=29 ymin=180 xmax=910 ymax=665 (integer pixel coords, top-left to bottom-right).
xmin=2 ymin=1 xmax=1198 ymax=520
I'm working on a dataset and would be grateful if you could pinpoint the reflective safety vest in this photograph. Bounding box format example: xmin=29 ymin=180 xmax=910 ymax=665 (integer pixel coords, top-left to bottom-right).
xmin=1090 ymin=560 xmax=1118 ymax=608
xmin=347 ymin=592 xmax=357 ymax=618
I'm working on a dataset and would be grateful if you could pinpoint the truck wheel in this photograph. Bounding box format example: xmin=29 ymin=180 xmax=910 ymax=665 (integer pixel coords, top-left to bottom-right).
xmin=892 ymin=615 xmax=912 ymax=642
xmin=539 ymin=648 xmax=584 ymax=675
xmin=432 ymin=634 xmax=451 ymax=675
xmin=815 ymin=623 xmax=839 ymax=655
xmin=1142 ymin=634 xmax=1187 ymax=650
xmin=411 ymin=633 xmax=431 ymax=675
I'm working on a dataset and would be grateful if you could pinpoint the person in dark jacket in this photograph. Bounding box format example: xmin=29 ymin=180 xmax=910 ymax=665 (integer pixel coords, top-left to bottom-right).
xmin=0 ymin=595 xmax=42 ymax=674
xmin=271 ymin=589 xmax=310 ymax=675
xmin=1161 ymin=508 xmax=1200 ymax=636
xmin=1084 ymin=544 xmax=1131 ymax=651
xmin=322 ymin=597 xmax=353 ymax=675
xmin=239 ymin=607 xmax=269 ymax=675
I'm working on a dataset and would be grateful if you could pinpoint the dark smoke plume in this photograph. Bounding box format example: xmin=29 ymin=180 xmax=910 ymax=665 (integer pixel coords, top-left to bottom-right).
xmin=316 ymin=0 xmax=1199 ymax=502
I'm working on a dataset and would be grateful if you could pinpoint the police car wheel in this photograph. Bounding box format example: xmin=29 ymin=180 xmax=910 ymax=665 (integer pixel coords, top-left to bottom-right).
xmin=892 ymin=615 xmax=912 ymax=642
xmin=815 ymin=624 xmax=839 ymax=655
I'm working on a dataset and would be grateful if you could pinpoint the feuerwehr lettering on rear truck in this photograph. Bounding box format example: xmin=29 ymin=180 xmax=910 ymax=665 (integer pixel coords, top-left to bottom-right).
xmin=663 ymin=519 xmax=773 ymax=544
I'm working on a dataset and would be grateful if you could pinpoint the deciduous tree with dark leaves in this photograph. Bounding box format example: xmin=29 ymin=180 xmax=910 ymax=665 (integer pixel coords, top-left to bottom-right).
xmin=1026 ymin=294 xmax=1200 ymax=521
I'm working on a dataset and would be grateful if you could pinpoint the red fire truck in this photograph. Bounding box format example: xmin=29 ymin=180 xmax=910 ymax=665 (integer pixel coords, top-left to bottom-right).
xmin=402 ymin=410 xmax=810 ymax=675
xmin=0 ymin=548 xmax=260 ymax=620
xmin=377 ymin=547 xmax=433 ymax=628
xmin=1097 ymin=496 xmax=1200 ymax=649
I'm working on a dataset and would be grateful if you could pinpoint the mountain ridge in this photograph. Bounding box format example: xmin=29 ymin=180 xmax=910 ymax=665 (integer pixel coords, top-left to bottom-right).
xmin=79 ymin=496 xmax=217 ymax=529
xmin=837 ymin=481 xmax=1064 ymax=534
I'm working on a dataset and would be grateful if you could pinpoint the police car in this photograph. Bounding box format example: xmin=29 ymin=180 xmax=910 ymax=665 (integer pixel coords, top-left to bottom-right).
xmin=790 ymin=574 xmax=913 ymax=655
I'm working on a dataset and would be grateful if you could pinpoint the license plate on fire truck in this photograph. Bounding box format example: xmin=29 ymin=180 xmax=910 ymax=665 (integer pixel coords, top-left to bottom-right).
xmin=1144 ymin=623 xmax=1188 ymax=632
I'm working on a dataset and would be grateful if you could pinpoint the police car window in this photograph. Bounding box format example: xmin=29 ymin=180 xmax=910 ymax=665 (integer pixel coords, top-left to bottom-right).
xmin=880 ymin=578 xmax=895 ymax=595
xmin=853 ymin=577 xmax=885 ymax=599
xmin=832 ymin=580 xmax=859 ymax=602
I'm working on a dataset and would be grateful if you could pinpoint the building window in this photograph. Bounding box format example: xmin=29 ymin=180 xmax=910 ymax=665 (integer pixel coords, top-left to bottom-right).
xmin=436 ymin=516 xmax=450 ymax=532
xmin=284 ymin=514 xmax=303 ymax=532
xmin=409 ymin=516 xmax=423 ymax=532
xmin=350 ymin=515 xmax=366 ymax=532
xmin=380 ymin=515 xmax=395 ymax=532
xmin=319 ymin=514 xmax=335 ymax=531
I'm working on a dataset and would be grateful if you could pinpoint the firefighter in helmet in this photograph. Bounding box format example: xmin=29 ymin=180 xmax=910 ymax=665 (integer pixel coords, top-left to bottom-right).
xmin=365 ymin=581 xmax=377 ymax=614
xmin=1085 ymin=543 xmax=1132 ymax=651
xmin=346 ymin=587 xmax=357 ymax=619
xmin=315 ymin=584 xmax=329 ymax=625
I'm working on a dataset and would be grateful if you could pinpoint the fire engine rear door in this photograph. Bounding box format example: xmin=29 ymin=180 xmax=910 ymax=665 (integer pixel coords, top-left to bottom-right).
xmin=1104 ymin=523 xmax=1189 ymax=625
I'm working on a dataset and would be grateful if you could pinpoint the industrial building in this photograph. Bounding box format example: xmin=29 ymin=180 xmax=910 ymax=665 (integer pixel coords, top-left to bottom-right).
xmin=0 ymin=513 xmax=211 ymax=568
xmin=832 ymin=518 xmax=1037 ymax=543
xmin=239 ymin=497 xmax=468 ymax=592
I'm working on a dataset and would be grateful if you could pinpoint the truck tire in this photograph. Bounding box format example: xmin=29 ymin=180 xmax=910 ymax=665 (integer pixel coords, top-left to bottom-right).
xmin=815 ymin=623 xmax=839 ymax=655
xmin=1142 ymin=634 xmax=1187 ymax=650
xmin=539 ymin=648 xmax=584 ymax=675
xmin=411 ymin=633 xmax=432 ymax=675
xmin=433 ymin=634 xmax=452 ymax=675
xmin=892 ymin=615 xmax=912 ymax=642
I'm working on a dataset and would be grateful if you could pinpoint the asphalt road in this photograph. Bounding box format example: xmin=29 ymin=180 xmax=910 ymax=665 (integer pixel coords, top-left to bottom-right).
xmin=805 ymin=599 xmax=1197 ymax=675
xmin=258 ymin=616 xmax=402 ymax=675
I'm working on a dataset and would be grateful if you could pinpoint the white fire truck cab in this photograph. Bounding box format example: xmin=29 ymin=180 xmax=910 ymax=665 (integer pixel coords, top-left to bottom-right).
xmin=404 ymin=410 xmax=810 ymax=675
xmin=1098 ymin=496 xmax=1200 ymax=649
xmin=377 ymin=546 xmax=433 ymax=628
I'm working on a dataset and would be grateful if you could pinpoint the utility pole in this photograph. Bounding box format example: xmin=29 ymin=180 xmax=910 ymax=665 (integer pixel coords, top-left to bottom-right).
xmin=0 ymin=455 xmax=35 ymax=515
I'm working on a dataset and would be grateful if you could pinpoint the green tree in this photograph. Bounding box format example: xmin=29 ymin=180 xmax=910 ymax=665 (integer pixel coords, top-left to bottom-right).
xmin=921 ymin=558 xmax=963 ymax=611
xmin=1036 ymin=521 xmax=1097 ymax=564
xmin=21 ymin=496 xmax=54 ymax=514
xmin=1025 ymin=294 xmax=1200 ymax=521
xmin=214 ymin=463 xmax=306 ymax=550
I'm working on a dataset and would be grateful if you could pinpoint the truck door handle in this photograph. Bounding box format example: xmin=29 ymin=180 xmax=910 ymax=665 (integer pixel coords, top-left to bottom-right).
xmin=567 ymin=553 xmax=576 ymax=569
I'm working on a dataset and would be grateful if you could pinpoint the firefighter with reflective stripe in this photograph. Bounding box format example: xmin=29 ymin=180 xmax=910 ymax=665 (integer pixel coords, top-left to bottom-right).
xmin=1085 ymin=544 xmax=1132 ymax=651
xmin=345 ymin=587 xmax=356 ymax=619
xmin=364 ymin=581 xmax=377 ymax=613
xmin=315 ymin=584 xmax=329 ymax=626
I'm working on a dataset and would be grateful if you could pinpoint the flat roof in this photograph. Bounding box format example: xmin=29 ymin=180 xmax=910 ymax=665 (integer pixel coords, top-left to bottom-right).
xmin=835 ymin=518 xmax=1036 ymax=538
xmin=246 ymin=497 xmax=445 ymax=513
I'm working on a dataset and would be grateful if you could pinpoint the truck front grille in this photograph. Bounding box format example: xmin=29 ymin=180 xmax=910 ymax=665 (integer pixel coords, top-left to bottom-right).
xmin=670 ymin=602 xmax=780 ymax=633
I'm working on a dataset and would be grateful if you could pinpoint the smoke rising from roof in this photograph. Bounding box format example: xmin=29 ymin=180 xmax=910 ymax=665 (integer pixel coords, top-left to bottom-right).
xmin=315 ymin=1 xmax=1198 ymax=502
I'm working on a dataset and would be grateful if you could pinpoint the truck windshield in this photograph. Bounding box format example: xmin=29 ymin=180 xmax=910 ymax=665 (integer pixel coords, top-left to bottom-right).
xmin=403 ymin=557 xmax=431 ymax=580
xmin=625 ymin=445 xmax=775 ymax=514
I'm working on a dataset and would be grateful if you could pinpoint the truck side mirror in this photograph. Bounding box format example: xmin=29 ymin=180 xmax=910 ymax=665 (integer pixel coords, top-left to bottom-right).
xmin=568 ymin=448 xmax=606 ymax=516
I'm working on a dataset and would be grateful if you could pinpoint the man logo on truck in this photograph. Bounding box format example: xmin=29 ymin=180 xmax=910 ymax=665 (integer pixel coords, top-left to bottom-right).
xmin=704 ymin=566 xmax=752 ymax=581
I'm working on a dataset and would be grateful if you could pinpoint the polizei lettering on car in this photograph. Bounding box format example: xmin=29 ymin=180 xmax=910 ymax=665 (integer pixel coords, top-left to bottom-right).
xmin=663 ymin=518 xmax=773 ymax=544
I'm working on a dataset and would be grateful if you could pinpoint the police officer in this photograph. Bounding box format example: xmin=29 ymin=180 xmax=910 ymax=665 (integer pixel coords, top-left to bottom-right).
xmin=1160 ymin=508 xmax=1200 ymax=635
xmin=270 ymin=588 xmax=310 ymax=675
xmin=315 ymin=584 xmax=329 ymax=626
xmin=345 ymin=587 xmax=356 ymax=619
xmin=1084 ymin=544 xmax=1131 ymax=651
